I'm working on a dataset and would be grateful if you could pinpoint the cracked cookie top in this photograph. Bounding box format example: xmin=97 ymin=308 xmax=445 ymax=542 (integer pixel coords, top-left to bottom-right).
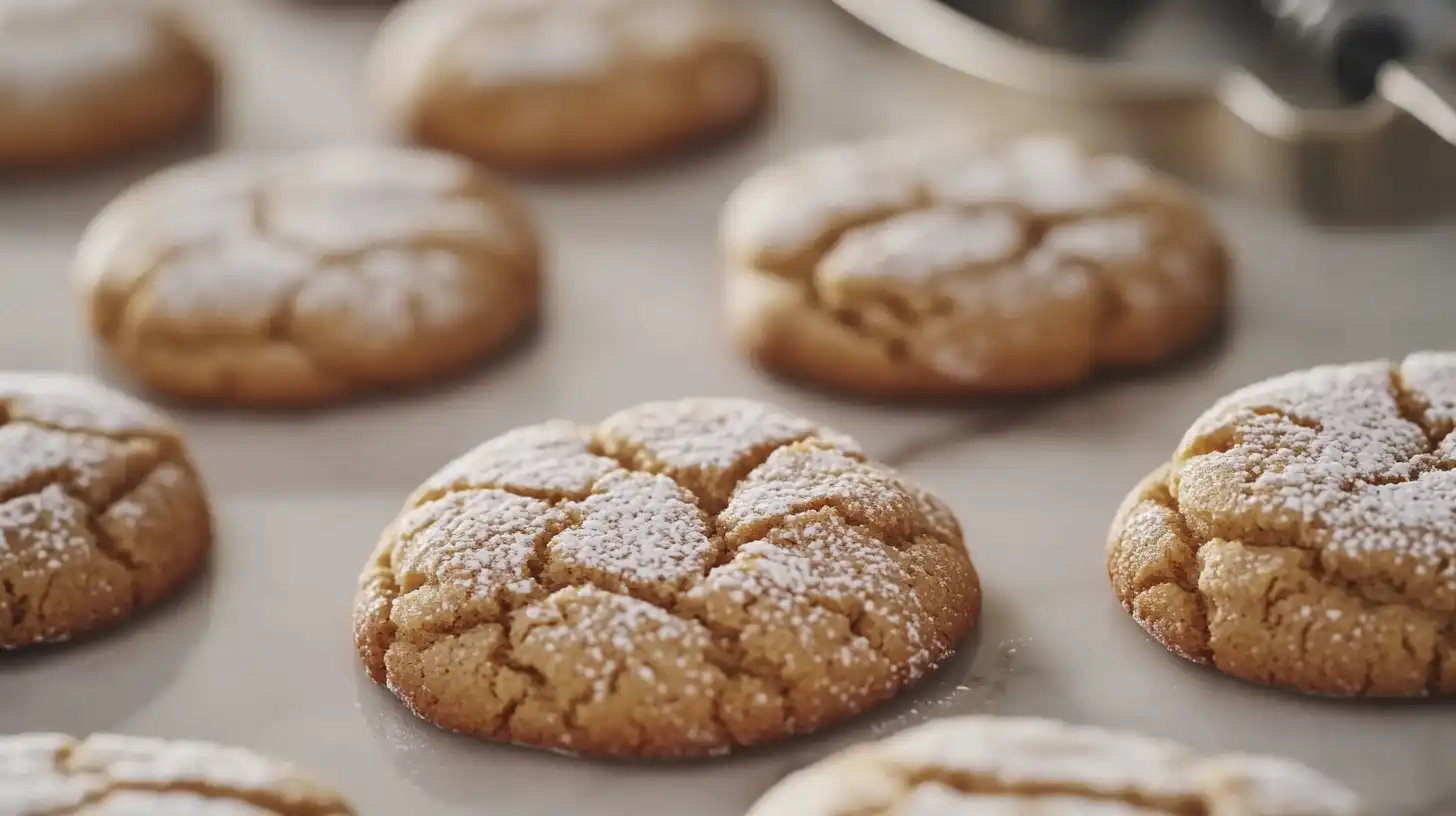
xmin=368 ymin=0 xmax=770 ymax=172
xmin=0 ymin=732 xmax=354 ymax=815
xmin=1108 ymin=353 xmax=1456 ymax=696
xmin=353 ymin=398 xmax=980 ymax=757
xmin=722 ymin=133 xmax=1229 ymax=397
xmin=0 ymin=372 xmax=210 ymax=649
xmin=74 ymin=145 xmax=540 ymax=407
xmin=747 ymin=716 xmax=1362 ymax=816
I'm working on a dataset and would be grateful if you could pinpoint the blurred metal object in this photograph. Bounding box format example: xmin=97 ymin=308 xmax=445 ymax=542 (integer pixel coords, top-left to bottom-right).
xmin=831 ymin=0 xmax=1456 ymax=221
xmin=1251 ymin=0 xmax=1456 ymax=139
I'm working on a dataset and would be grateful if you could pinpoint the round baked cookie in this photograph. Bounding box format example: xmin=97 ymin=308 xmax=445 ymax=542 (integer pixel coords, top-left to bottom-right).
xmin=367 ymin=0 xmax=771 ymax=172
xmin=722 ymin=133 xmax=1230 ymax=397
xmin=0 ymin=733 xmax=355 ymax=815
xmin=748 ymin=716 xmax=1363 ymax=816
xmin=354 ymin=398 xmax=980 ymax=757
xmin=1109 ymin=352 xmax=1456 ymax=697
xmin=75 ymin=145 xmax=541 ymax=407
xmin=0 ymin=0 xmax=216 ymax=170
xmin=0 ymin=373 xmax=210 ymax=649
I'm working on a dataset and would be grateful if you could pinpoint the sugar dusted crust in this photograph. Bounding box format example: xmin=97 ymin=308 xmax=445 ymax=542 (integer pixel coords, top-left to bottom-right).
xmin=0 ymin=373 xmax=211 ymax=649
xmin=0 ymin=732 xmax=354 ymax=815
xmin=1108 ymin=352 xmax=1456 ymax=697
xmin=0 ymin=0 xmax=216 ymax=169
xmin=368 ymin=0 xmax=771 ymax=172
xmin=747 ymin=716 xmax=1363 ymax=816
xmin=722 ymin=133 xmax=1230 ymax=398
xmin=75 ymin=146 xmax=541 ymax=407
xmin=353 ymin=398 xmax=981 ymax=757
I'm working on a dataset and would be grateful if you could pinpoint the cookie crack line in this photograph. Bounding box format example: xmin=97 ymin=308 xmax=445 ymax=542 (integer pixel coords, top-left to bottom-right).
xmin=0 ymin=411 xmax=180 ymax=456
xmin=1141 ymin=488 xmax=1453 ymax=687
xmin=1 ymin=577 xmax=22 ymax=629
xmin=886 ymin=767 xmax=1214 ymax=816
xmin=56 ymin=779 xmax=345 ymax=816
xmin=1389 ymin=365 xmax=1456 ymax=451
xmin=787 ymin=192 xmax=1191 ymax=371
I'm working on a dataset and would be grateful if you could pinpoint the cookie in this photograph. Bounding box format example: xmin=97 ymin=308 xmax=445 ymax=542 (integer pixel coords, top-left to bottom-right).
xmin=748 ymin=716 xmax=1363 ymax=816
xmin=0 ymin=732 xmax=355 ymax=815
xmin=354 ymin=398 xmax=980 ymax=757
xmin=0 ymin=373 xmax=210 ymax=649
xmin=368 ymin=0 xmax=771 ymax=172
xmin=1108 ymin=353 xmax=1456 ymax=697
xmin=722 ymin=133 xmax=1230 ymax=398
xmin=75 ymin=146 xmax=541 ymax=408
xmin=0 ymin=0 xmax=216 ymax=170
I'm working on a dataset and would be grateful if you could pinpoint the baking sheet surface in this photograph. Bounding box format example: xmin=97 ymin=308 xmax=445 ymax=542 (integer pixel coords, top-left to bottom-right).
xmin=1 ymin=2 xmax=1454 ymax=813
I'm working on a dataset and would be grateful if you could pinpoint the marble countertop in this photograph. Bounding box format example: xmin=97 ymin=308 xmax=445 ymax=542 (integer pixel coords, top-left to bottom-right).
xmin=1 ymin=1 xmax=1453 ymax=813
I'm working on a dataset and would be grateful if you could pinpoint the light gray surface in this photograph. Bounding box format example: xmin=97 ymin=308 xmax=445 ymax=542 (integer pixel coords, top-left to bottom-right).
xmin=1 ymin=2 xmax=1454 ymax=814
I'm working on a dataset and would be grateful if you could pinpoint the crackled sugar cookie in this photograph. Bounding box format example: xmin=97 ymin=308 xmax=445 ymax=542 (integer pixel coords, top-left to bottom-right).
xmin=0 ymin=0 xmax=216 ymax=170
xmin=368 ymin=0 xmax=771 ymax=172
xmin=1109 ymin=352 xmax=1456 ymax=697
xmin=354 ymin=398 xmax=980 ymax=757
xmin=749 ymin=716 xmax=1363 ymax=816
xmin=0 ymin=733 xmax=355 ymax=815
xmin=723 ymin=133 xmax=1230 ymax=397
xmin=75 ymin=146 xmax=541 ymax=407
xmin=0 ymin=373 xmax=210 ymax=649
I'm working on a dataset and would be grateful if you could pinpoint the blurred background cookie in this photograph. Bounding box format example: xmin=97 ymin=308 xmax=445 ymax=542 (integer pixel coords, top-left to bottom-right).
xmin=722 ymin=133 xmax=1230 ymax=398
xmin=1109 ymin=352 xmax=1456 ymax=697
xmin=0 ymin=0 xmax=216 ymax=171
xmin=75 ymin=145 xmax=541 ymax=408
xmin=0 ymin=373 xmax=210 ymax=649
xmin=0 ymin=732 xmax=355 ymax=814
xmin=748 ymin=716 xmax=1362 ymax=815
xmin=354 ymin=398 xmax=980 ymax=757
xmin=367 ymin=0 xmax=771 ymax=172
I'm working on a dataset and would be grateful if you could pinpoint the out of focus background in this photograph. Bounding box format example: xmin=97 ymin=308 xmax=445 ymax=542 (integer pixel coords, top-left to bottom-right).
xmin=1 ymin=2 xmax=1454 ymax=814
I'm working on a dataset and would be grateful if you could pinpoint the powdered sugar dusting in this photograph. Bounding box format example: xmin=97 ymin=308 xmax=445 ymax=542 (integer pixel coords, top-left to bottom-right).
xmin=293 ymin=249 xmax=475 ymax=346
xmin=513 ymin=585 xmax=724 ymax=732
xmin=724 ymin=143 xmax=922 ymax=263
xmin=1176 ymin=356 xmax=1456 ymax=613
xmin=819 ymin=208 xmax=1023 ymax=285
xmin=687 ymin=508 xmax=929 ymax=680
xmin=459 ymin=10 xmax=615 ymax=85
xmin=1199 ymin=755 xmax=1365 ymax=815
xmin=0 ymin=733 xmax=96 ymax=814
xmin=0 ymin=424 xmax=115 ymax=501
xmin=897 ymin=787 xmax=1165 ymax=815
xmin=362 ymin=398 xmax=977 ymax=756
xmin=388 ymin=0 xmax=733 ymax=90
xmin=765 ymin=717 xmax=1361 ymax=816
xmin=1041 ymin=215 xmax=1151 ymax=265
xmin=416 ymin=421 xmax=619 ymax=503
xmin=0 ymin=0 xmax=164 ymax=99
xmin=1399 ymin=351 xmax=1456 ymax=447
xmin=719 ymin=441 xmax=919 ymax=545
xmin=392 ymin=489 xmax=558 ymax=621
xmin=0 ymin=372 xmax=171 ymax=437
xmin=548 ymin=470 xmax=716 ymax=603
xmin=83 ymin=146 xmax=525 ymax=353
xmin=726 ymin=131 xmax=1219 ymax=391
xmin=0 ymin=733 xmax=350 ymax=814
xmin=145 ymin=240 xmax=314 ymax=325
xmin=598 ymin=398 xmax=861 ymax=483
xmin=0 ymin=486 xmax=95 ymax=596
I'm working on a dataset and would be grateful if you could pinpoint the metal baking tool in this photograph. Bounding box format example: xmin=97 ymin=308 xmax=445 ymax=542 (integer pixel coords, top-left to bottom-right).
xmin=831 ymin=0 xmax=1456 ymax=221
xmin=1251 ymin=0 xmax=1456 ymax=142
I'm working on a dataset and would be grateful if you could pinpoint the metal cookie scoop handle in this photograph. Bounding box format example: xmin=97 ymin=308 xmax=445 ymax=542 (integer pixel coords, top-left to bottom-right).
xmin=1256 ymin=0 xmax=1456 ymax=143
